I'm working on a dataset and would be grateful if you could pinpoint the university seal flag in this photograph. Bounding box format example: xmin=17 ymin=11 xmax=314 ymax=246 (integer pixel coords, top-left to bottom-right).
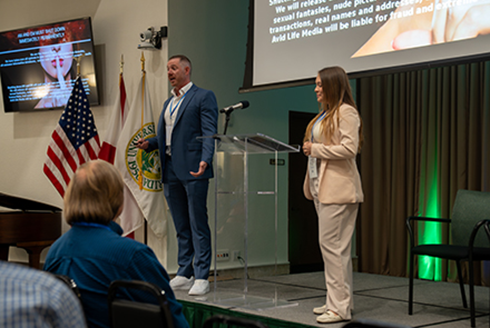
xmin=114 ymin=71 xmax=165 ymax=238
xmin=44 ymin=77 xmax=100 ymax=197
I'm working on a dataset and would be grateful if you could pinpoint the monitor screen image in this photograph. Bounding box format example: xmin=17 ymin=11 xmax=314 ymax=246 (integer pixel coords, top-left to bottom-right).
xmin=0 ymin=17 xmax=99 ymax=112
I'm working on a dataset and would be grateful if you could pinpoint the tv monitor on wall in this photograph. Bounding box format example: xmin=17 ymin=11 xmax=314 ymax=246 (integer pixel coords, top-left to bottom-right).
xmin=0 ymin=17 xmax=99 ymax=112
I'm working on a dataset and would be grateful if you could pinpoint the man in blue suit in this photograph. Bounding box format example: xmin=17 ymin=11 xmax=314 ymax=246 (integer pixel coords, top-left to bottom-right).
xmin=136 ymin=55 xmax=218 ymax=296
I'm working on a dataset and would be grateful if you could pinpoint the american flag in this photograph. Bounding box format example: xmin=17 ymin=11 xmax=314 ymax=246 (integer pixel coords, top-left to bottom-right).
xmin=43 ymin=76 xmax=100 ymax=197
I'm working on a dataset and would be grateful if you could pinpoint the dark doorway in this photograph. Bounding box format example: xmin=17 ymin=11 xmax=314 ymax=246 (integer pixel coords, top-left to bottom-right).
xmin=288 ymin=111 xmax=323 ymax=273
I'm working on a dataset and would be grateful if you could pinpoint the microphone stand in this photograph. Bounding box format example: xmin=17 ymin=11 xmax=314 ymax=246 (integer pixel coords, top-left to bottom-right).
xmin=223 ymin=110 xmax=232 ymax=135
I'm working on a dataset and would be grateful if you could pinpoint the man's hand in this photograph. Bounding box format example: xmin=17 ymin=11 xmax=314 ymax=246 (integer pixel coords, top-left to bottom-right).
xmin=135 ymin=138 xmax=149 ymax=150
xmin=190 ymin=161 xmax=208 ymax=177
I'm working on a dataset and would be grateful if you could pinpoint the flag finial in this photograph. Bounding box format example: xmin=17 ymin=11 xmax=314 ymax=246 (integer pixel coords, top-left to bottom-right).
xmin=75 ymin=54 xmax=86 ymax=76
xmin=120 ymin=55 xmax=124 ymax=74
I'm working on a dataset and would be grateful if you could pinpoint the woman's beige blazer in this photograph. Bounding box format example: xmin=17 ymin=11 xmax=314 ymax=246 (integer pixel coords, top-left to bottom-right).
xmin=303 ymin=104 xmax=364 ymax=204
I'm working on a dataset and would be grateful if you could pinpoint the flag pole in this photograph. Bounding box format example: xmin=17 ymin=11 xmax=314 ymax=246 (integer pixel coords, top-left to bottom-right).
xmin=137 ymin=52 xmax=146 ymax=190
xmin=139 ymin=52 xmax=148 ymax=245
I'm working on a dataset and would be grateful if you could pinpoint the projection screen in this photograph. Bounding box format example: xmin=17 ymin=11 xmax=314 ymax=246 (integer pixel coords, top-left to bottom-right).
xmin=242 ymin=0 xmax=490 ymax=91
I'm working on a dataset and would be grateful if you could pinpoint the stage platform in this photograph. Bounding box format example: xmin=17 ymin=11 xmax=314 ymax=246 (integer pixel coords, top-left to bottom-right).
xmin=175 ymin=271 xmax=490 ymax=328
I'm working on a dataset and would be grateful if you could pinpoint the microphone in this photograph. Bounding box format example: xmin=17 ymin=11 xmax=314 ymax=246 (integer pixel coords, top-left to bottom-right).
xmin=219 ymin=100 xmax=250 ymax=114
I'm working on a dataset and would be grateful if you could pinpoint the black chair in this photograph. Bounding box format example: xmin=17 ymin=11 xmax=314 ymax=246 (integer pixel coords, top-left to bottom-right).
xmin=108 ymin=280 xmax=174 ymax=328
xmin=407 ymin=189 xmax=490 ymax=327
xmin=343 ymin=319 xmax=412 ymax=328
xmin=203 ymin=314 xmax=268 ymax=328
xmin=53 ymin=274 xmax=82 ymax=299
xmin=484 ymin=220 xmax=490 ymax=241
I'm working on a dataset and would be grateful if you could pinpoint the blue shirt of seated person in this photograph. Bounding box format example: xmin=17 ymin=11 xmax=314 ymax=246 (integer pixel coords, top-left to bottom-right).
xmin=43 ymin=160 xmax=189 ymax=328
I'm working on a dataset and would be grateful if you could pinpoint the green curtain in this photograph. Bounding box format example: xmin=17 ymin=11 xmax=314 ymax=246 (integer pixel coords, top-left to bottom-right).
xmin=356 ymin=62 xmax=490 ymax=283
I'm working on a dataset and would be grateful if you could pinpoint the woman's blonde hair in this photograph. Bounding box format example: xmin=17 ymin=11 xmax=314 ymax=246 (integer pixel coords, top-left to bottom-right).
xmin=64 ymin=160 xmax=124 ymax=225
xmin=304 ymin=66 xmax=363 ymax=153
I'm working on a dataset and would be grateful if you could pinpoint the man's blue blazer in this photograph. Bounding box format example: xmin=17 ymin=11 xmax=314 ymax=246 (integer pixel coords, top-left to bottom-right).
xmin=147 ymin=84 xmax=218 ymax=182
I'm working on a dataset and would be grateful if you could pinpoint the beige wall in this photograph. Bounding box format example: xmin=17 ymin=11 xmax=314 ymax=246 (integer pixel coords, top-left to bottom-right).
xmin=1 ymin=0 xmax=296 ymax=275
xmin=0 ymin=0 xmax=169 ymax=266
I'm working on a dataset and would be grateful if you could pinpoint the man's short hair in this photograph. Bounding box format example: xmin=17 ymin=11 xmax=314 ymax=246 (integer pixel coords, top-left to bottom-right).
xmin=64 ymin=160 xmax=124 ymax=225
xmin=169 ymin=54 xmax=192 ymax=74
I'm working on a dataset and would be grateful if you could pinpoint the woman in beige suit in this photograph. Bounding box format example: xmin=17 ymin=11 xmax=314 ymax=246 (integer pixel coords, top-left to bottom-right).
xmin=302 ymin=66 xmax=363 ymax=324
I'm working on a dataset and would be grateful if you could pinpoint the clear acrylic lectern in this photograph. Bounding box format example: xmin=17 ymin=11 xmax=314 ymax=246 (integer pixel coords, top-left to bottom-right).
xmin=199 ymin=133 xmax=300 ymax=310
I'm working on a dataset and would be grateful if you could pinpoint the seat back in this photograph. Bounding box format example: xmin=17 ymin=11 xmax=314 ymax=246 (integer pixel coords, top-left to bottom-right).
xmin=484 ymin=220 xmax=490 ymax=241
xmin=203 ymin=314 xmax=268 ymax=328
xmin=53 ymin=274 xmax=82 ymax=299
xmin=108 ymin=280 xmax=174 ymax=328
xmin=451 ymin=189 xmax=490 ymax=247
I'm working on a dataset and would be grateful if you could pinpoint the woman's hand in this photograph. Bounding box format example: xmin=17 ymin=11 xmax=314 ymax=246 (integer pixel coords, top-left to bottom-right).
xmin=303 ymin=141 xmax=312 ymax=156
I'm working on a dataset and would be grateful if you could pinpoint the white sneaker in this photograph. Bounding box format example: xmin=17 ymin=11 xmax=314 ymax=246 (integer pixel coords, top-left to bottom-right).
xmin=316 ymin=310 xmax=344 ymax=324
xmin=188 ymin=279 xmax=210 ymax=296
xmin=170 ymin=276 xmax=194 ymax=290
xmin=313 ymin=304 xmax=327 ymax=315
